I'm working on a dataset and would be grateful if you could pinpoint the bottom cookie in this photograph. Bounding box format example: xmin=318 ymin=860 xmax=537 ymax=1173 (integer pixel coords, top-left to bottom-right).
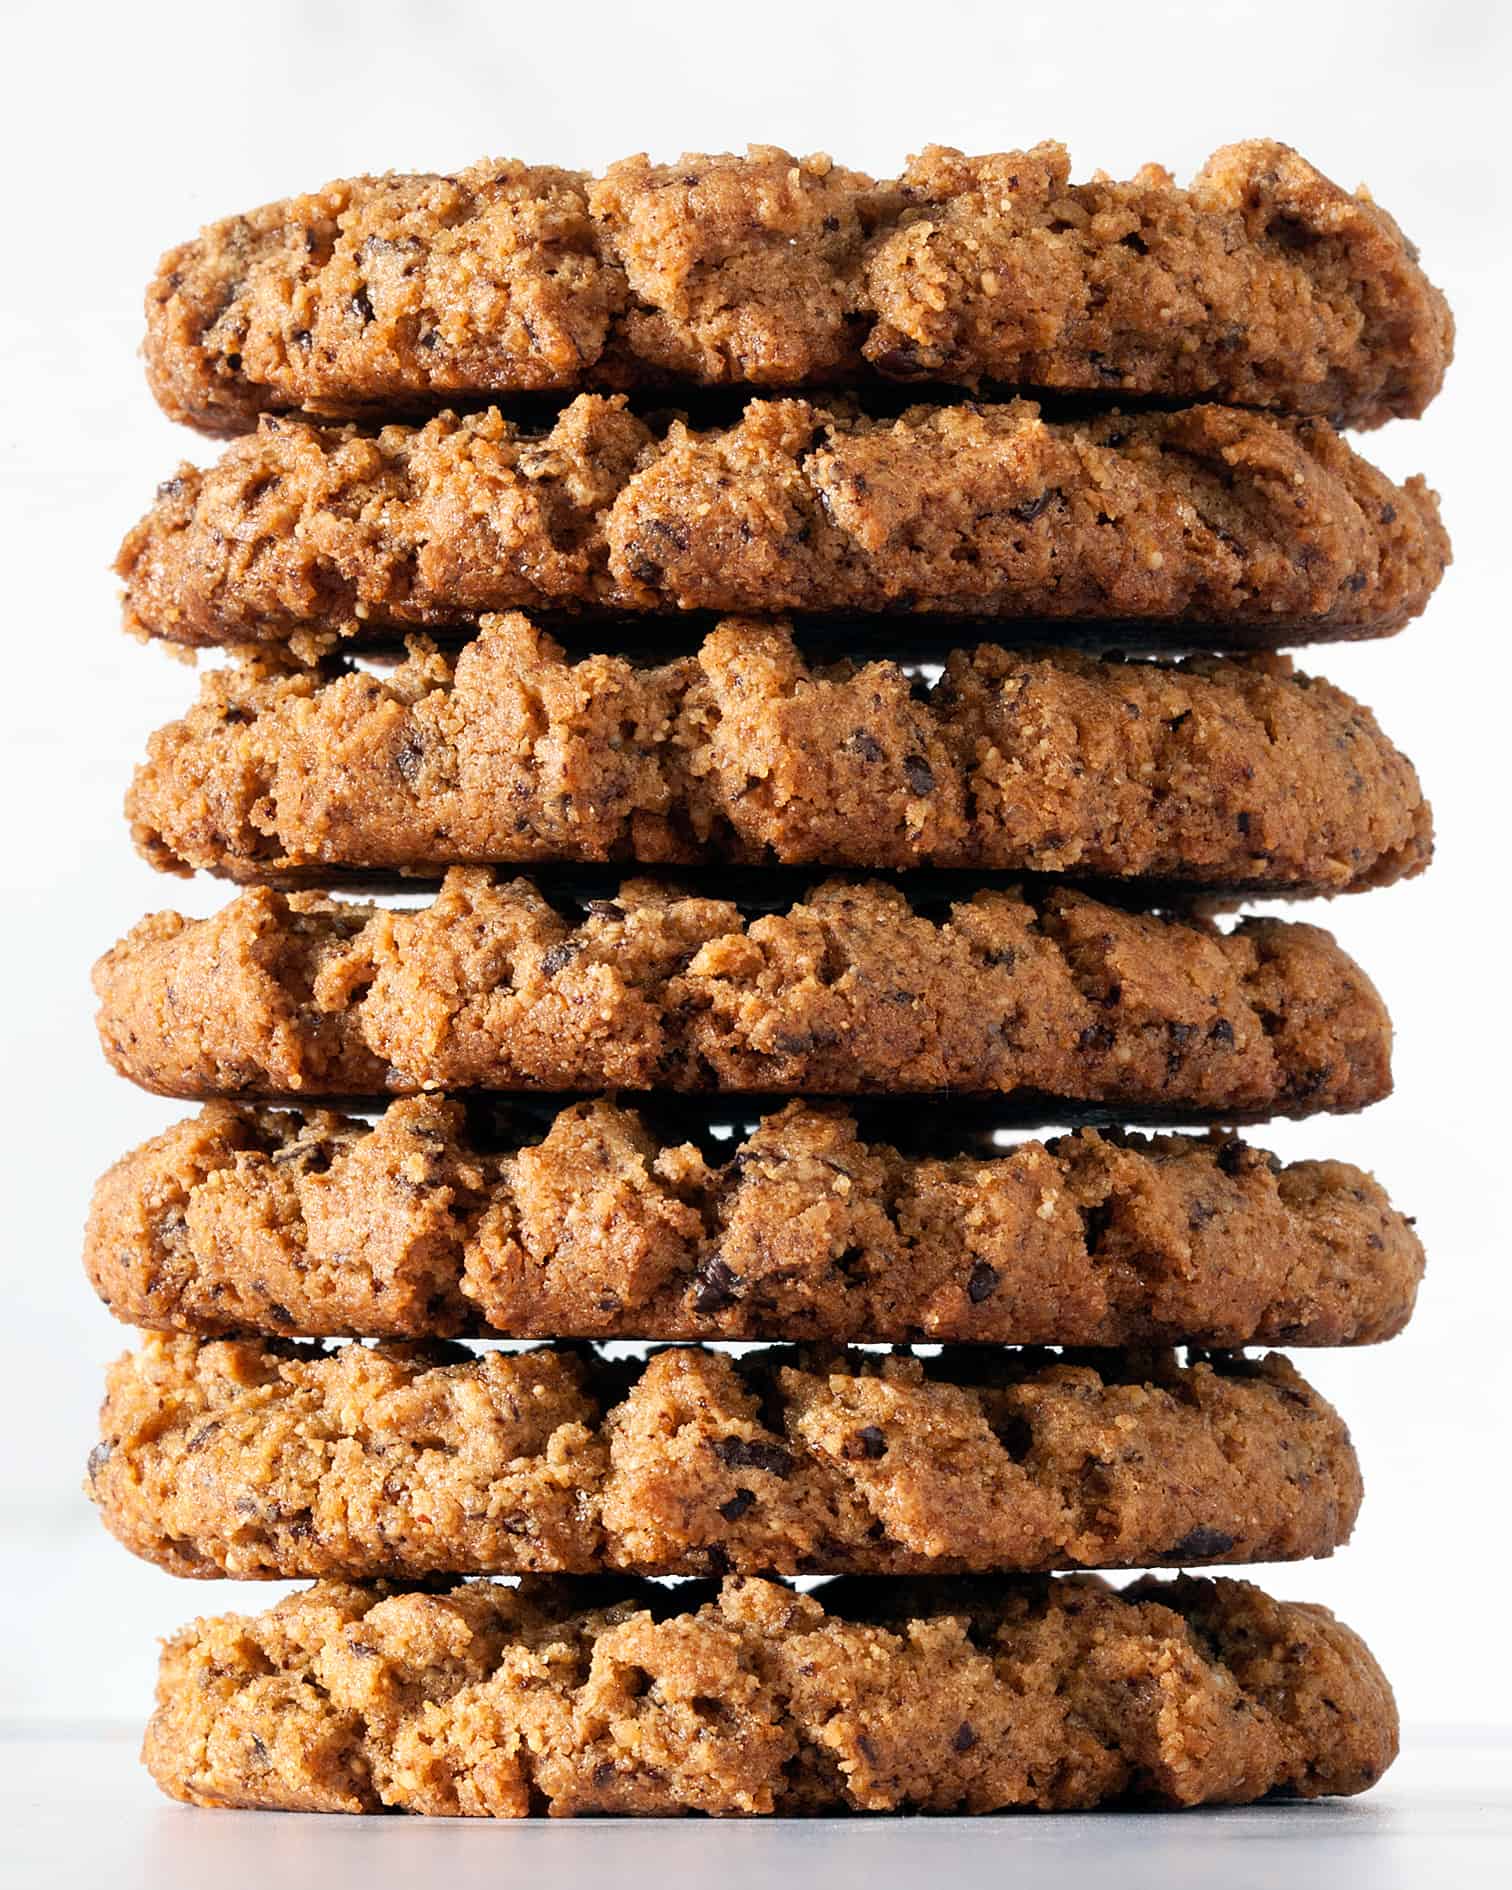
xmin=144 ymin=1571 xmax=1395 ymax=1816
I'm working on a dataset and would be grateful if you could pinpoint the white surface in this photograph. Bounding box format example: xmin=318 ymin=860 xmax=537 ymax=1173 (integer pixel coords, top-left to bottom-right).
xmin=6 ymin=1728 xmax=1510 ymax=1889
xmin=0 ymin=0 xmax=1509 ymax=1764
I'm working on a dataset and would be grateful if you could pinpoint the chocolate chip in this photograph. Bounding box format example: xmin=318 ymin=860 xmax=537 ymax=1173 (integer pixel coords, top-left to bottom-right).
xmin=1188 ymin=1200 xmax=1216 ymax=1230
xmin=1236 ymin=811 xmax=1251 ymax=835
xmin=1380 ymin=503 xmax=1397 ymax=526
xmin=1169 ymin=1525 xmax=1236 ymax=1559
xmin=873 ymin=344 xmax=921 ymax=376
xmin=847 ymin=1426 xmax=887 ymax=1460
xmin=982 ymin=947 xmax=1016 ymax=971
xmin=584 ymin=899 xmax=625 ymax=921
xmin=541 ymin=942 xmax=577 ymax=976
xmin=1289 ymin=1065 xmax=1332 ymax=1102
xmin=712 ymin=1436 xmax=794 ymax=1478
xmin=847 ymin=730 xmax=884 ymax=763
xmin=953 ymin=1721 xmax=978 ymax=1752
xmin=348 ymin=1641 xmax=378 ymax=1659
xmin=394 ymin=736 xmax=425 ymax=784
xmin=272 ymin=1141 xmax=332 ymax=1173
xmin=857 ymin=1734 xmax=878 ymax=1763
xmin=350 ymin=287 xmax=375 ymax=323
xmin=1010 ymin=491 xmax=1056 ymax=524
xmin=719 ymin=1488 xmax=756 ymax=1521
xmin=902 ymin=754 xmax=936 ymax=796
xmin=692 ymin=1257 xmax=741 ymax=1313
xmin=86 ymin=1441 xmax=112 ymax=1480
xmin=1208 ymin=1018 xmax=1235 ymax=1047
xmin=593 ymin=1762 xmax=617 ymax=1788
xmin=1216 ymin=1139 xmax=1247 ymax=1177
xmin=155 ymin=476 xmax=186 ymax=502
xmin=249 ymin=1734 xmax=269 ymax=1764
xmin=773 ymin=1028 xmax=837 ymax=1055
xmin=649 ymin=518 xmax=690 ymax=552
xmin=185 ymin=1421 xmax=222 ymax=1454
xmin=1078 ymin=1021 xmax=1116 ymax=1055
xmin=967 ymin=1261 xmax=999 ymax=1303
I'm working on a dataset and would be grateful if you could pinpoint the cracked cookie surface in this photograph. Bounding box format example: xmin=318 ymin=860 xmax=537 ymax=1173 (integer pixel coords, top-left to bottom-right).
xmin=86 ymin=1096 xmax=1424 ymax=1346
xmin=90 ymin=1338 xmax=1360 ymax=1580
xmin=92 ymin=871 xmax=1393 ymax=1114
xmin=118 ymin=398 xmax=1447 ymax=652
xmin=143 ymin=1571 xmax=1397 ymax=1814
xmin=143 ymin=138 xmax=1449 ymax=436
xmin=128 ymin=616 xmax=1432 ymax=893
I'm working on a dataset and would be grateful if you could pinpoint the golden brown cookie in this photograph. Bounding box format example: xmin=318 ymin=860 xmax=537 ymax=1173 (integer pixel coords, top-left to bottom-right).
xmin=143 ymin=138 xmax=1449 ymax=435
xmin=91 ymin=872 xmax=1393 ymax=1115
xmin=118 ymin=399 xmax=1447 ymax=653
xmin=143 ymin=1571 xmax=1397 ymax=1813
xmin=129 ymin=616 xmax=1431 ymax=893
xmin=85 ymin=1096 xmax=1424 ymax=1346
xmin=89 ymin=1338 xmax=1360 ymax=1579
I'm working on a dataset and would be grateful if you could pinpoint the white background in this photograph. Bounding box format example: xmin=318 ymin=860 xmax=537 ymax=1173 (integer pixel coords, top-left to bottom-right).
xmin=0 ymin=0 xmax=1507 ymax=1744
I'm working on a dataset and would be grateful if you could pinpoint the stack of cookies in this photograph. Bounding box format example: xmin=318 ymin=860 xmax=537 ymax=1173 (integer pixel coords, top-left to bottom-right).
xmin=86 ymin=138 xmax=1450 ymax=1817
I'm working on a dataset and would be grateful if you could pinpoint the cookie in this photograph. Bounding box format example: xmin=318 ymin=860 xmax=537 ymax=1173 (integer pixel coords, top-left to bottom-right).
xmin=142 ymin=1570 xmax=1397 ymax=1813
xmin=85 ymin=1096 xmax=1425 ymax=1346
xmin=129 ymin=615 xmax=1432 ymax=894
xmin=143 ymin=137 xmax=1449 ymax=436
xmin=92 ymin=871 xmax=1393 ymax=1114
xmin=88 ymin=1338 xmax=1360 ymax=1579
xmin=118 ymin=398 xmax=1447 ymax=653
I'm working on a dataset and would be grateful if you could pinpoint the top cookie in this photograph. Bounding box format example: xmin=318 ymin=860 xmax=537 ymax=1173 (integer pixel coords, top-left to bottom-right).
xmin=144 ymin=140 xmax=1451 ymax=435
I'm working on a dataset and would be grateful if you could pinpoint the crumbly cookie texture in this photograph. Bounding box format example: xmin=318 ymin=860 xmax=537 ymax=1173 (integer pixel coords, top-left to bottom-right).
xmin=117 ymin=398 xmax=1447 ymax=653
xmin=91 ymin=871 xmax=1393 ymax=1114
xmin=128 ymin=615 xmax=1431 ymax=894
xmin=88 ymin=1338 xmax=1359 ymax=1580
xmin=143 ymin=137 xmax=1450 ymax=436
xmin=142 ymin=1571 xmax=1398 ymax=1814
xmin=85 ymin=1096 xmax=1424 ymax=1347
